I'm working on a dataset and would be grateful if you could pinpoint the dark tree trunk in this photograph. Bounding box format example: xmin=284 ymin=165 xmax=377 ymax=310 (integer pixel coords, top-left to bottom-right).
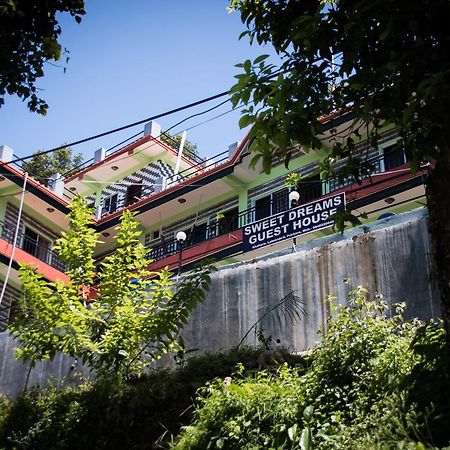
xmin=426 ymin=151 xmax=450 ymax=344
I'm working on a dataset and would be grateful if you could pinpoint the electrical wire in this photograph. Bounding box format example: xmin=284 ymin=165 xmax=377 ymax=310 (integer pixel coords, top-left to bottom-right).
xmin=1 ymin=91 xmax=230 ymax=168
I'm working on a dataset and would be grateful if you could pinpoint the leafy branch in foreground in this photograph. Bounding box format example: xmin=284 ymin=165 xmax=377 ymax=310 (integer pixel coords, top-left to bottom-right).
xmin=9 ymin=196 xmax=214 ymax=379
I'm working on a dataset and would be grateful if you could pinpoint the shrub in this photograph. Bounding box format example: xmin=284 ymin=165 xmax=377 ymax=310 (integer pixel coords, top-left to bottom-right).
xmin=172 ymin=288 xmax=450 ymax=449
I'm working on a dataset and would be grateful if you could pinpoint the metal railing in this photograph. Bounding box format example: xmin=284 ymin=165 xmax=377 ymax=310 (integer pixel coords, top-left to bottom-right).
xmin=100 ymin=149 xmax=230 ymax=218
xmin=0 ymin=222 xmax=66 ymax=272
xmin=146 ymin=151 xmax=419 ymax=262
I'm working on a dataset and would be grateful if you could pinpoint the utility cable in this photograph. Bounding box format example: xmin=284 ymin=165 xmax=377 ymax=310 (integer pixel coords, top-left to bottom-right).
xmin=1 ymin=91 xmax=230 ymax=168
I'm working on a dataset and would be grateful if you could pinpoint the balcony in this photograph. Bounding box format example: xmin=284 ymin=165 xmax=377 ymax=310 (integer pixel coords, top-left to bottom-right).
xmin=0 ymin=221 xmax=66 ymax=273
xmin=146 ymin=152 xmax=428 ymax=265
xmin=99 ymin=149 xmax=231 ymax=219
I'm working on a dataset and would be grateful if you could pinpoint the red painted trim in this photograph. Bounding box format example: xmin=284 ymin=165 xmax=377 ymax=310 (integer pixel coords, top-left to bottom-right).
xmin=0 ymin=238 xmax=69 ymax=283
xmin=147 ymin=229 xmax=243 ymax=273
xmin=338 ymin=164 xmax=426 ymax=202
xmin=97 ymin=134 xmax=251 ymax=225
xmin=65 ymin=134 xmax=199 ymax=182
xmin=0 ymin=161 xmax=70 ymax=208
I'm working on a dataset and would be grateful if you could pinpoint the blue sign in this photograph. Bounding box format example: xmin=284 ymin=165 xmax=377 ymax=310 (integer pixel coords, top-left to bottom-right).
xmin=242 ymin=193 xmax=346 ymax=252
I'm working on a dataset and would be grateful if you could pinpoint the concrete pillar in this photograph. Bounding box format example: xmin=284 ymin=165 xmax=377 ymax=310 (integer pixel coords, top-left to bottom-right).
xmin=228 ymin=141 xmax=241 ymax=159
xmin=94 ymin=147 xmax=106 ymax=163
xmin=238 ymin=189 xmax=249 ymax=227
xmin=48 ymin=174 xmax=65 ymax=197
xmin=144 ymin=121 xmax=161 ymax=138
xmin=154 ymin=176 xmax=167 ymax=193
xmin=0 ymin=145 xmax=13 ymax=163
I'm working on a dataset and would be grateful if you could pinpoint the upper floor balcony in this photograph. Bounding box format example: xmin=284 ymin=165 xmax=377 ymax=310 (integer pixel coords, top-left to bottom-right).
xmin=145 ymin=150 xmax=429 ymax=270
xmin=0 ymin=220 xmax=67 ymax=275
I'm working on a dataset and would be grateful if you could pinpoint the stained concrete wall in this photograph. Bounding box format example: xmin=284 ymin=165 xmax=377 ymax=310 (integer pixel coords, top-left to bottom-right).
xmin=0 ymin=207 xmax=439 ymax=396
xmin=181 ymin=207 xmax=439 ymax=353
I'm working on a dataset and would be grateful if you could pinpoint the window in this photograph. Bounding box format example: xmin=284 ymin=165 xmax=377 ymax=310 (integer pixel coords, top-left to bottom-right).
xmin=383 ymin=144 xmax=409 ymax=171
xmin=297 ymin=174 xmax=322 ymax=204
xmin=190 ymin=223 xmax=207 ymax=245
xmin=126 ymin=180 xmax=143 ymax=206
xmin=104 ymin=194 xmax=118 ymax=214
xmin=254 ymin=189 xmax=289 ymax=221
xmin=217 ymin=207 xmax=239 ymax=235
xmin=21 ymin=226 xmax=51 ymax=263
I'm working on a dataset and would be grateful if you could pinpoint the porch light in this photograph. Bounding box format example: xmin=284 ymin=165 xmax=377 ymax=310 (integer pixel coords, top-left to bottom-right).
xmin=289 ymin=190 xmax=300 ymax=207
xmin=176 ymin=231 xmax=187 ymax=242
xmin=289 ymin=190 xmax=300 ymax=251
xmin=176 ymin=231 xmax=187 ymax=281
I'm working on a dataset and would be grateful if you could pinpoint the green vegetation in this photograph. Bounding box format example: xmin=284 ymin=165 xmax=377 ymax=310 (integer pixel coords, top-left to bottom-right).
xmin=0 ymin=0 xmax=85 ymax=114
xmin=229 ymin=0 xmax=450 ymax=343
xmin=22 ymin=147 xmax=84 ymax=184
xmin=173 ymin=289 xmax=450 ymax=449
xmin=0 ymin=347 xmax=266 ymax=450
xmin=1 ymin=289 xmax=448 ymax=449
xmin=10 ymin=197 xmax=213 ymax=380
xmin=160 ymin=131 xmax=200 ymax=161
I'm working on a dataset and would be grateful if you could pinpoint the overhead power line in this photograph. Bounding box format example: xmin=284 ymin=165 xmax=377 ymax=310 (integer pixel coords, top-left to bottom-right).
xmin=1 ymin=90 xmax=230 ymax=168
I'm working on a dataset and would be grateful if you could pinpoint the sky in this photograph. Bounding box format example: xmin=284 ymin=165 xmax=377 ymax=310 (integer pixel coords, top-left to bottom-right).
xmin=0 ymin=0 xmax=273 ymax=165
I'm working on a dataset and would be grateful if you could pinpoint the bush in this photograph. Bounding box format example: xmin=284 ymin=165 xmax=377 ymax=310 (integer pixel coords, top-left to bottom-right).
xmin=0 ymin=347 xmax=265 ymax=450
xmin=172 ymin=288 xmax=450 ymax=449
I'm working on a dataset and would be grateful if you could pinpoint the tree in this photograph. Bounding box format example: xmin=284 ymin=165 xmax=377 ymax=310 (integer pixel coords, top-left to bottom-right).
xmin=229 ymin=0 xmax=450 ymax=339
xmin=160 ymin=130 xmax=201 ymax=162
xmin=10 ymin=196 xmax=213 ymax=379
xmin=22 ymin=147 xmax=84 ymax=184
xmin=0 ymin=1 xmax=85 ymax=114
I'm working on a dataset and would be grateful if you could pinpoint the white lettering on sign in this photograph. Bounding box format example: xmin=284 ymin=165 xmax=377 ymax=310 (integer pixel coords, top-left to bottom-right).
xmin=242 ymin=193 xmax=345 ymax=252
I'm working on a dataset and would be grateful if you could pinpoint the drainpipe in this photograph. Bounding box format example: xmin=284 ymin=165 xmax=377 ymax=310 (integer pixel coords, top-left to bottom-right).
xmin=0 ymin=172 xmax=28 ymax=307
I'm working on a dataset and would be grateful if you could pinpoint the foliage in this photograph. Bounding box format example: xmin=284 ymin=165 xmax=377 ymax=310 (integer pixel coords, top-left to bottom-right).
xmin=172 ymin=288 xmax=450 ymax=449
xmin=238 ymin=290 xmax=305 ymax=349
xmin=9 ymin=196 xmax=214 ymax=379
xmin=0 ymin=346 xmax=266 ymax=450
xmin=22 ymin=147 xmax=83 ymax=184
xmin=0 ymin=0 xmax=85 ymax=114
xmin=228 ymin=0 xmax=450 ymax=337
xmin=285 ymin=172 xmax=302 ymax=189
xmin=229 ymin=0 xmax=449 ymax=173
xmin=160 ymin=130 xmax=200 ymax=161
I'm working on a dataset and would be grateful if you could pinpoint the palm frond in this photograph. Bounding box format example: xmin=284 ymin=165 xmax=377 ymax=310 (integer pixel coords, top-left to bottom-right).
xmin=237 ymin=290 xmax=306 ymax=348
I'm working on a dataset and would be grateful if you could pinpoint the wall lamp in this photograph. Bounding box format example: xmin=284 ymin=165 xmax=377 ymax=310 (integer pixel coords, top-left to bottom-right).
xmin=289 ymin=190 xmax=300 ymax=251
xmin=289 ymin=190 xmax=300 ymax=208
xmin=176 ymin=231 xmax=187 ymax=281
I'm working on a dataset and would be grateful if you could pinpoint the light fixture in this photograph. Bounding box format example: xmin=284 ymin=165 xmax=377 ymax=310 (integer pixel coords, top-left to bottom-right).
xmin=384 ymin=197 xmax=395 ymax=205
xmin=46 ymin=207 xmax=55 ymax=213
xmin=111 ymin=165 xmax=119 ymax=171
xmin=289 ymin=190 xmax=300 ymax=251
xmin=176 ymin=231 xmax=187 ymax=242
xmin=102 ymin=232 xmax=110 ymax=237
xmin=178 ymin=198 xmax=186 ymax=204
xmin=289 ymin=190 xmax=300 ymax=206
xmin=69 ymin=186 xmax=76 ymax=192
xmin=176 ymin=231 xmax=187 ymax=281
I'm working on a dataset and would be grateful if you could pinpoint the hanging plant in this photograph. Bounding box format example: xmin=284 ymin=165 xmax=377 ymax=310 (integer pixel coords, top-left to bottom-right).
xmin=285 ymin=172 xmax=302 ymax=189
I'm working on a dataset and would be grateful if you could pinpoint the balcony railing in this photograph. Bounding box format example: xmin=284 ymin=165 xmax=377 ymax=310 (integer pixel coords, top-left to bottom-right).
xmin=100 ymin=149 xmax=231 ymax=218
xmin=0 ymin=222 xmax=66 ymax=272
xmin=146 ymin=152 xmax=422 ymax=263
